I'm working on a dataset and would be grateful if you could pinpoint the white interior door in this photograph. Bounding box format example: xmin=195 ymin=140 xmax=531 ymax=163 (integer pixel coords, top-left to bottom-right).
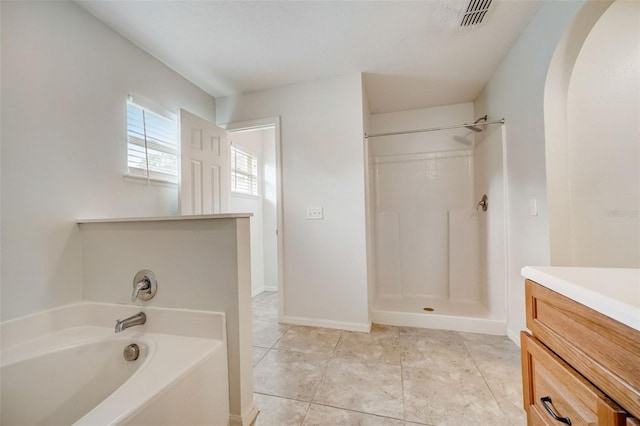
xmin=179 ymin=109 xmax=229 ymax=215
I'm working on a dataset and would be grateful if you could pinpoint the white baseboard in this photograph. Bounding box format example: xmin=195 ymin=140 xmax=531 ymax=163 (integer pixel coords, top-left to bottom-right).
xmin=371 ymin=310 xmax=507 ymax=336
xmin=281 ymin=315 xmax=371 ymax=333
xmin=229 ymin=402 xmax=259 ymax=426
xmin=263 ymin=285 xmax=278 ymax=292
xmin=507 ymin=327 xmax=522 ymax=347
xmin=251 ymin=286 xmax=278 ymax=297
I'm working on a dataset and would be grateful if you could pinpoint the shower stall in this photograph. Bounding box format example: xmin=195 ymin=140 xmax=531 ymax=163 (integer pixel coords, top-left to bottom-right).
xmin=366 ymin=104 xmax=507 ymax=335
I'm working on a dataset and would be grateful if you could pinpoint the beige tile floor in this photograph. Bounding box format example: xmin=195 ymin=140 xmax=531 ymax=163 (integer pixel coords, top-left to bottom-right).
xmin=251 ymin=292 xmax=526 ymax=426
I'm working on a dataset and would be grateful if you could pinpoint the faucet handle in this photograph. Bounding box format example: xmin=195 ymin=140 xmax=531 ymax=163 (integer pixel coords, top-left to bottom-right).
xmin=476 ymin=194 xmax=488 ymax=212
xmin=131 ymin=270 xmax=157 ymax=302
xmin=131 ymin=279 xmax=150 ymax=302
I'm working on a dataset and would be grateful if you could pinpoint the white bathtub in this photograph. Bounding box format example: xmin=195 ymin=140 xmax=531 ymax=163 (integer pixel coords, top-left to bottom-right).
xmin=0 ymin=303 xmax=230 ymax=425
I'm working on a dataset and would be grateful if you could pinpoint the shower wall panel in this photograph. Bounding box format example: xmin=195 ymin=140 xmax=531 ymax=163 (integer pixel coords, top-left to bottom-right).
xmin=449 ymin=209 xmax=480 ymax=302
xmin=374 ymin=150 xmax=474 ymax=299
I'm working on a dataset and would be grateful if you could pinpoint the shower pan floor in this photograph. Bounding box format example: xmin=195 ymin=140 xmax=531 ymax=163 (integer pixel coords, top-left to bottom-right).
xmin=372 ymin=295 xmax=506 ymax=336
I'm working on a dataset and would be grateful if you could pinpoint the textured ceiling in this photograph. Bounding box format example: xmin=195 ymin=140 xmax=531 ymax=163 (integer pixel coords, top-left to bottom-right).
xmin=77 ymin=0 xmax=542 ymax=114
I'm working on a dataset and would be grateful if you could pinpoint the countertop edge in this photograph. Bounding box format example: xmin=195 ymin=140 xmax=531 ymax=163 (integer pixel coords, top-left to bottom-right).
xmin=77 ymin=213 xmax=252 ymax=224
xmin=521 ymin=266 xmax=640 ymax=332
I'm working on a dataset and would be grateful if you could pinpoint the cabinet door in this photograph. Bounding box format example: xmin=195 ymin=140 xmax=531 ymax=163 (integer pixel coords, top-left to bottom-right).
xmin=521 ymin=332 xmax=627 ymax=426
xmin=525 ymin=280 xmax=640 ymax=418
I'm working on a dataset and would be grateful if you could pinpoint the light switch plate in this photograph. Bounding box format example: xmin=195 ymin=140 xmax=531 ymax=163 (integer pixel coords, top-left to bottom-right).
xmin=306 ymin=207 xmax=323 ymax=220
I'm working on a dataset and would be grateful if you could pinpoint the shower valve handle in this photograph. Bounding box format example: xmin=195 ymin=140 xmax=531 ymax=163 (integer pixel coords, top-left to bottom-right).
xmin=131 ymin=270 xmax=157 ymax=302
xmin=476 ymin=194 xmax=488 ymax=212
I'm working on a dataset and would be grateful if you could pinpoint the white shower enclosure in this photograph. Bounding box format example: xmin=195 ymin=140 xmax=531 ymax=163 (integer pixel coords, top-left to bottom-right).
xmin=366 ymin=104 xmax=507 ymax=335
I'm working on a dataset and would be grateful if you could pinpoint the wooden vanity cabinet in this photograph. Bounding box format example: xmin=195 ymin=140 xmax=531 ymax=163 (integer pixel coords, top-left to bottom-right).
xmin=522 ymin=279 xmax=640 ymax=425
xmin=521 ymin=332 xmax=627 ymax=425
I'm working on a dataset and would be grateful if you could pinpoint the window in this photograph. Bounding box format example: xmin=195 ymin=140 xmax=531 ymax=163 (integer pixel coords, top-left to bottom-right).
xmin=231 ymin=146 xmax=259 ymax=196
xmin=126 ymin=96 xmax=178 ymax=183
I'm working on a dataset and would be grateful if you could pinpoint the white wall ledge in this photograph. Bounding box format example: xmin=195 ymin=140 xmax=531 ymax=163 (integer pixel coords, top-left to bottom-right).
xmin=77 ymin=214 xmax=252 ymax=224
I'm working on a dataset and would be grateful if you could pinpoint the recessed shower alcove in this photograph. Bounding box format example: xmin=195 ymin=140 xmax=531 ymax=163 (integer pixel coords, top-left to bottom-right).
xmin=365 ymin=103 xmax=508 ymax=335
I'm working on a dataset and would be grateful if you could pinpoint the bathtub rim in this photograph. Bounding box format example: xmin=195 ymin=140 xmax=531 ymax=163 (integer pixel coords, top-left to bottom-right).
xmin=1 ymin=301 xmax=226 ymax=351
xmin=0 ymin=326 xmax=152 ymax=367
xmin=1 ymin=323 xmax=227 ymax=426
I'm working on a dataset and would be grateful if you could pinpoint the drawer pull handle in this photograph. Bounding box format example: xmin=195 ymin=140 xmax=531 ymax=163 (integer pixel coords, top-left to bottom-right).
xmin=541 ymin=396 xmax=572 ymax=425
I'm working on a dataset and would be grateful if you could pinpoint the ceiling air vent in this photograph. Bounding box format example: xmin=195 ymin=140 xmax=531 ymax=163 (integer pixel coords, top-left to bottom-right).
xmin=460 ymin=0 xmax=493 ymax=27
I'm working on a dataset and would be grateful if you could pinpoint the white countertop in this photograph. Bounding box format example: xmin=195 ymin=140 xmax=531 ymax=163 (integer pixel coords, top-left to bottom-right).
xmin=77 ymin=213 xmax=252 ymax=224
xmin=522 ymin=266 xmax=640 ymax=332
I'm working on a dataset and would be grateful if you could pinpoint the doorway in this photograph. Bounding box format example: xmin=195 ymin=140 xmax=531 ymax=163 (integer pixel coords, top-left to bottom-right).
xmin=225 ymin=117 xmax=284 ymax=320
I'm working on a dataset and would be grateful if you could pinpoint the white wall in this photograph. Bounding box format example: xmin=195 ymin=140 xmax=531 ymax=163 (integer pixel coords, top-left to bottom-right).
xmin=0 ymin=1 xmax=216 ymax=321
xmin=473 ymin=0 xmax=587 ymax=341
xmin=216 ymin=74 xmax=369 ymax=330
xmin=565 ymin=1 xmax=639 ymax=267
xmin=544 ymin=1 xmax=614 ymax=267
xmin=363 ymin=82 xmax=376 ymax=322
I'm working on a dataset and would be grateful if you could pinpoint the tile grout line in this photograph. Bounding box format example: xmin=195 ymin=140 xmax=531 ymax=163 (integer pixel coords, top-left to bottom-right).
xmin=252 ymin=346 xmax=268 ymax=366
xmin=457 ymin=332 xmax=512 ymax=424
xmin=308 ymin=400 xmax=428 ymax=424
xmin=398 ymin=326 xmax=408 ymax=424
xmin=252 ymin=391 xmax=312 ymax=426
xmin=301 ymin=330 xmax=343 ymax=425
xmin=319 ymin=327 xmax=408 ymax=423
xmin=253 ymin=391 xmax=311 ymax=405
xmin=308 ymin=330 xmax=342 ymax=403
xmin=268 ymin=326 xmax=290 ymax=349
xmin=299 ymin=400 xmax=312 ymax=426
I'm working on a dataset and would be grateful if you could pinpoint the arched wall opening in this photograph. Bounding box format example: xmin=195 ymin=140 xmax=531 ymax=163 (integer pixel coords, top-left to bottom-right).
xmin=545 ymin=0 xmax=639 ymax=267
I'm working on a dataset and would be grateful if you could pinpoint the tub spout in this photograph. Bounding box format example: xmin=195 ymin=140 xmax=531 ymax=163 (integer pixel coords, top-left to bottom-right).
xmin=115 ymin=312 xmax=146 ymax=333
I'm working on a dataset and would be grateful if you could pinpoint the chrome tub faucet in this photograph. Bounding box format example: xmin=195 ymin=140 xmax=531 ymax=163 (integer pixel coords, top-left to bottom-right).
xmin=115 ymin=312 xmax=146 ymax=333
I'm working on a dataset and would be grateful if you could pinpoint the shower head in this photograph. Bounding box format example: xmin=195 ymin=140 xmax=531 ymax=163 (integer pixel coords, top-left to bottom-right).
xmin=464 ymin=115 xmax=488 ymax=132
xmin=453 ymin=135 xmax=474 ymax=146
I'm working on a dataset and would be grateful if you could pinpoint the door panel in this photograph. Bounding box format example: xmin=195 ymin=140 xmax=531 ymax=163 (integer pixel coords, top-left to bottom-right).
xmin=209 ymin=165 xmax=220 ymax=214
xmin=190 ymin=160 xmax=202 ymax=214
xmin=180 ymin=109 xmax=229 ymax=214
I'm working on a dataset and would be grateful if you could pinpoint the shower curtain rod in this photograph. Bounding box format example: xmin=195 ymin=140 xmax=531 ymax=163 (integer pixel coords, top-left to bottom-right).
xmin=364 ymin=118 xmax=505 ymax=139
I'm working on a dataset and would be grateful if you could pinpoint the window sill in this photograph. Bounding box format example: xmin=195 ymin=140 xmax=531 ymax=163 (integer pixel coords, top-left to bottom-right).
xmin=124 ymin=174 xmax=178 ymax=188
xmin=231 ymin=191 xmax=262 ymax=200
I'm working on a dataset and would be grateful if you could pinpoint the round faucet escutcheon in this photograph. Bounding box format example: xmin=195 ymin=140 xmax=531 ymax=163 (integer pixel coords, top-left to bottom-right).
xmin=132 ymin=270 xmax=158 ymax=302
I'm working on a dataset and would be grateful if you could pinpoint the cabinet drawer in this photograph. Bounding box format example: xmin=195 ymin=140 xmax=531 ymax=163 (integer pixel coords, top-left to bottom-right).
xmin=521 ymin=332 xmax=627 ymax=426
xmin=525 ymin=280 xmax=640 ymax=418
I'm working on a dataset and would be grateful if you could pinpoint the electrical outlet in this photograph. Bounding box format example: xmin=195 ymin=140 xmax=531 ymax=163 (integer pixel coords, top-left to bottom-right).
xmin=306 ymin=207 xmax=323 ymax=220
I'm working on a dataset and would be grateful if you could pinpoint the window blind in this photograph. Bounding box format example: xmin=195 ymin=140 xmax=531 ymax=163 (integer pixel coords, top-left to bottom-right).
xmin=231 ymin=146 xmax=259 ymax=195
xmin=126 ymin=98 xmax=178 ymax=183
